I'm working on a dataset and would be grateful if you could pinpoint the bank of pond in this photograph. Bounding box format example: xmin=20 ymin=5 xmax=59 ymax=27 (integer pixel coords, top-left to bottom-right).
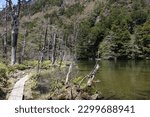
xmin=0 ymin=60 xmax=150 ymax=100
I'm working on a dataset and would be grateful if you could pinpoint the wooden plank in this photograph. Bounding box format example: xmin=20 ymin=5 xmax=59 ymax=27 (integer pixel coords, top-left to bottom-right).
xmin=8 ymin=74 xmax=29 ymax=100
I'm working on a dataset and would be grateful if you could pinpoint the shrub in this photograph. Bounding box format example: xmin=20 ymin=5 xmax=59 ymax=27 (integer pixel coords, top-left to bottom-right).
xmin=23 ymin=60 xmax=38 ymax=68
xmin=41 ymin=60 xmax=51 ymax=69
xmin=0 ymin=63 xmax=8 ymax=78
xmin=23 ymin=21 xmax=36 ymax=30
xmin=13 ymin=64 xmax=29 ymax=71
xmin=64 ymin=3 xmax=84 ymax=17
xmin=47 ymin=0 xmax=63 ymax=6
xmin=0 ymin=63 xmax=8 ymax=99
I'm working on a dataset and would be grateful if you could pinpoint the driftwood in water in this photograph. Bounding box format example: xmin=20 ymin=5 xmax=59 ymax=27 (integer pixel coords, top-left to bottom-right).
xmin=80 ymin=61 xmax=100 ymax=86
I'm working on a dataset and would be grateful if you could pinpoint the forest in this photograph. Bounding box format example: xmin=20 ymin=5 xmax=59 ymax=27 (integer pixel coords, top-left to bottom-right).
xmin=0 ymin=0 xmax=150 ymax=100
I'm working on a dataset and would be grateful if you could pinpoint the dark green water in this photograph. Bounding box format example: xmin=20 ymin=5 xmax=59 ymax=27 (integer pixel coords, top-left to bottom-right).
xmin=77 ymin=60 xmax=150 ymax=100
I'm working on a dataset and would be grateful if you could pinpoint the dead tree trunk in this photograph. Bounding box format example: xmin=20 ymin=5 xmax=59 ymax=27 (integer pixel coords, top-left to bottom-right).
xmin=11 ymin=28 xmax=18 ymax=65
xmin=3 ymin=3 xmax=8 ymax=58
xmin=47 ymin=35 xmax=51 ymax=60
xmin=37 ymin=21 xmax=49 ymax=72
xmin=87 ymin=63 xmax=100 ymax=86
xmin=20 ymin=29 xmax=27 ymax=63
xmin=79 ymin=61 xmax=100 ymax=86
xmin=43 ymin=22 xmax=48 ymax=57
xmin=7 ymin=0 xmax=21 ymax=65
xmin=59 ymin=51 xmax=64 ymax=68
xmin=37 ymin=48 xmax=44 ymax=73
xmin=51 ymin=33 xmax=57 ymax=64
xmin=73 ymin=21 xmax=79 ymax=61
xmin=3 ymin=31 xmax=7 ymax=58
xmin=65 ymin=62 xmax=73 ymax=85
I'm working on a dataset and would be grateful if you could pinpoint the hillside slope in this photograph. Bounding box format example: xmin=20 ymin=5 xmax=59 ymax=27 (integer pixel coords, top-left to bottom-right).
xmin=0 ymin=0 xmax=150 ymax=61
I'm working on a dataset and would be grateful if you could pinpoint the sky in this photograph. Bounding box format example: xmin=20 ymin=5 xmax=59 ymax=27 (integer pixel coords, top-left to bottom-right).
xmin=0 ymin=0 xmax=18 ymax=8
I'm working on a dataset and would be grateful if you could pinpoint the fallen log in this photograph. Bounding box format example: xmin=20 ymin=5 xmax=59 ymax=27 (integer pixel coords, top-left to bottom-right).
xmin=87 ymin=63 xmax=99 ymax=86
xmin=79 ymin=61 xmax=100 ymax=86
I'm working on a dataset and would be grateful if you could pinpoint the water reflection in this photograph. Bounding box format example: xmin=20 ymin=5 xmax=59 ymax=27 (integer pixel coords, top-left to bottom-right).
xmin=77 ymin=60 xmax=150 ymax=100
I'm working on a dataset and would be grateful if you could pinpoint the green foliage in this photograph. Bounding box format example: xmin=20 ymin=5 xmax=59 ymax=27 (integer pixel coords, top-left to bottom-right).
xmin=41 ymin=60 xmax=51 ymax=69
xmin=29 ymin=73 xmax=39 ymax=90
xmin=135 ymin=23 xmax=150 ymax=59
xmin=64 ymin=3 xmax=84 ymax=17
xmin=47 ymin=0 xmax=63 ymax=6
xmin=8 ymin=66 xmax=16 ymax=74
xmin=1 ymin=0 xmax=149 ymax=61
xmin=0 ymin=63 xmax=8 ymax=78
xmin=44 ymin=11 xmax=63 ymax=26
xmin=23 ymin=60 xmax=38 ymax=68
xmin=131 ymin=10 xmax=147 ymax=25
xmin=0 ymin=63 xmax=8 ymax=99
xmin=30 ymin=0 xmax=63 ymax=15
xmin=25 ymin=68 xmax=66 ymax=99
xmin=30 ymin=0 xmax=45 ymax=14
xmin=8 ymin=60 xmax=38 ymax=72
xmin=73 ymin=76 xmax=82 ymax=84
xmin=97 ymin=0 xmax=150 ymax=60
xmin=77 ymin=19 xmax=92 ymax=59
xmin=23 ymin=20 xmax=36 ymax=30
xmin=13 ymin=64 xmax=29 ymax=71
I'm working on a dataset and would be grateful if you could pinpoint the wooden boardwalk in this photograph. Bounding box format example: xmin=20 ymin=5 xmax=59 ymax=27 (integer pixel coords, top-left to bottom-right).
xmin=8 ymin=74 xmax=29 ymax=100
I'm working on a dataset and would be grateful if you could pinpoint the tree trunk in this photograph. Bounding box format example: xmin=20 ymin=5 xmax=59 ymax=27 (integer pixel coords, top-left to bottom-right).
xmin=37 ymin=48 xmax=44 ymax=73
xmin=2 ymin=2 xmax=8 ymax=58
xmin=47 ymin=36 xmax=51 ymax=60
xmin=79 ymin=61 xmax=100 ymax=86
xmin=20 ymin=30 xmax=27 ymax=63
xmin=3 ymin=33 xmax=7 ymax=56
xmin=11 ymin=46 xmax=17 ymax=65
xmin=2 ymin=33 xmax=7 ymax=58
xmin=87 ymin=63 xmax=100 ymax=86
xmin=52 ymin=33 xmax=57 ymax=64
xmin=11 ymin=30 xmax=18 ymax=65
xmin=59 ymin=51 xmax=64 ymax=68
xmin=8 ymin=0 xmax=21 ymax=65
xmin=65 ymin=62 xmax=73 ymax=85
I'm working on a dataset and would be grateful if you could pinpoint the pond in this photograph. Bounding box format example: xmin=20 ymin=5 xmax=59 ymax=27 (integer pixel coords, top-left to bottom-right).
xmin=77 ymin=60 xmax=150 ymax=100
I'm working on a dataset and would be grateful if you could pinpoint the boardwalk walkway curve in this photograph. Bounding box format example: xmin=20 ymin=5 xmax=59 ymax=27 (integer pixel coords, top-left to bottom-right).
xmin=8 ymin=74 xmax=30 ymax=100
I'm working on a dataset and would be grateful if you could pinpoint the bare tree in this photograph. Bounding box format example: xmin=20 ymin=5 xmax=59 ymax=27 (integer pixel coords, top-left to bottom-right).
xmin=79 ymin=60 xmax=100 ymax=86
xmin=72 ymin=21 xmax=79 ymax=61
xmin=1 ymin=3 xmax=8 ymax=58
xmin=65 ymin=62 xmax=73 ymax=85
xmin=7 ymin=0 xmax=21 ymax=65
xmin=51 ymin=32 xmax=57 ymax=64
xmin=20 ymin=29 xmax=28 ymax=63
xmin=37 ymin=20 xmax=49 ymax=72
